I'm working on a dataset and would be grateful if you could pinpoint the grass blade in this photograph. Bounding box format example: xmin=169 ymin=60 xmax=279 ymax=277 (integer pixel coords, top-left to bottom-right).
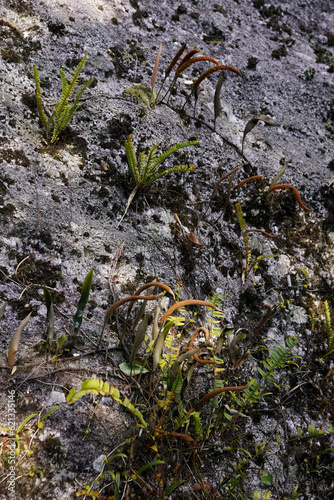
xmin=129 ymin=315 xmax=149 ymax=366
xmin=73 ymin=269 xmax=94 ymax=337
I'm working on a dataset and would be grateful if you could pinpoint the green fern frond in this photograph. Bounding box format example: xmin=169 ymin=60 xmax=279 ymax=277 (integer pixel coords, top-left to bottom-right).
xmin=150 ymin=140 xmax=199 ymax=173
xmin=141 ymin=144 xmax=158 ymax=181
xmin=191 ymin=411 xmax=203 ymax=439
xmin=147 ymin=164 xmax=196 ymax=185
xmin=236 ymin=202 xmax=246 ymax=231
xmin=121 ymin=136 xmax=198 ymax=225
xmin=33 ymin=52 xmax=93 ymax=143
xmin=67 ymin=51 xmax=89 ymax=99
xmin=67 ymin=379 xmax=147 ymax=428
xmin=324 ymin=300 xmax=334 ymax=348
xmin=33 ymin=64 xmax=48 ymax=130
xmin=138 ymin=151 xmax=147 ymax=176
xmin=59 ymin=69 xmax=69 ymax=96
xmin=125 ymin=135 xmax=140 ymax=183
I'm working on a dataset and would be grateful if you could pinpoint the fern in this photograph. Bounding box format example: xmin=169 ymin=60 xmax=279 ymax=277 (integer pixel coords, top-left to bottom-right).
xmin=324 ymin=300 xmax=333 ymax=348
xmin=33 ymin=52 xmax=94 ymax=143
xmin=234 ymin=337 xmax=298 ymax=411
xmin=119 ymin=135 xmax=198 ymax=226
xmin=125 ymin=135 xmax=199 ymax=189
xmin=33 ymin=64 xmax=48 ymax=130
xmin=67 ymin=379 xmax=147 ymax=428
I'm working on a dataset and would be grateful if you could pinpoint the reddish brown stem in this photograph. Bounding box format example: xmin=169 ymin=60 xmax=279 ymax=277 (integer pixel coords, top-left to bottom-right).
xmin=198 ymin=385 xmax=246 ymax=408
xmin=246 ymin=229 xmax=280 ymax=238
xmin=233 ymin=175 xmax=264 ymax=190
xmin=155 ymin=428 xmax=195 ymax=443
xmin=268 ymin=184 xmax=310 ymax=211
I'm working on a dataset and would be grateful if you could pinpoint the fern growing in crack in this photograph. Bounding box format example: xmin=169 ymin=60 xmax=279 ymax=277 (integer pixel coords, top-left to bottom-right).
xmin=118 ymin=135 xmax=198 ymax=226
xmin=125 ymin=134 xmax=198 ymax=188
xmin=33 ymin=52 xmax=94 ymax=143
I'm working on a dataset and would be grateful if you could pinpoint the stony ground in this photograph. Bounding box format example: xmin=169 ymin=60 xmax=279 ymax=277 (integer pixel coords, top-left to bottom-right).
xmin=0 ymin=0 xmax=333 ymax=499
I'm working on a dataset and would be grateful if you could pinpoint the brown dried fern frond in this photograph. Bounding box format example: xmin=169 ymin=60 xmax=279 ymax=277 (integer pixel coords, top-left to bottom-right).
xmin=165 ymin=43 xmax=187 ymax=77
xmin=233 ymin=175 xmax=264 ymax=190
xmin=246 ymin=229 xmax=280 ymax=238
xmin=128 ymin=281 xmax=175 ymax=312
xmin=198 ymin=385 xmax=247 ymax=408
xmin=175 ymin=56 xmax=220 ymax=78
xmin=211 ymin=165 xmax=241 ymax=199
xmin=151 ymin=42 xmax=162 ymax=90
xmin=268 ymin=184 xmax=310 ymax=211
xmin=177 ymin=48 xmax=201 ymax=70
xmin=160 ymin=299 xmax=218 ymax=326
xmin=193 ymin=64 xmax=242 ymax=88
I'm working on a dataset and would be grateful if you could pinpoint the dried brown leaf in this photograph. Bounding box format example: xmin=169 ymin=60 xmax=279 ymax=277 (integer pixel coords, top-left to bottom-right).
xmin=128 ymin=281 xmax=175 ymax=312
xmin=8 ymin=312 xmax=32 ymax=368
xmin=104 ymin=295 xmax=161 ymax=326
xmin=151 ymin=42 xmax=162 ymax=90
xmin=233 ymin=175 xmax=264 ymax=191
xmin=187 ymin=232 xmax=200 ymax=247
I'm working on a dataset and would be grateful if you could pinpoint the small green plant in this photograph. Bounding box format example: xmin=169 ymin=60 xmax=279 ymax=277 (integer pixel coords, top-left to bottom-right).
xmin=67 ymin=379 xmax=147 ymax=428
xmin=43 ymin=269 xmax=93 ymax=358
xmin=118 ymin=134 xmax=198 ymax=225
xmin=324 ymin=300 xmax=334 ymax=348
xmin=68 ymin=279 xmax=305 ymax=498
xmin=0 ymin=407 xmax=60 ymax=455
xmin=33 ymin=52 xmax=94 ymax=143
xmin=125 ymin=134 xmax=198 ymax=189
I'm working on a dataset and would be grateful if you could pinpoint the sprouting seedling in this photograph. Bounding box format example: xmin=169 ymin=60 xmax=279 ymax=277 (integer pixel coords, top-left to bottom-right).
xmin=73 ymin=268 xmax=94 ymax=338
xmin=7 ymin=312 xmax=32 ymax=369
xmin=269 ymin=161 xmax=289 ymax=190
xmin=33 ymin=52 xmax=94 ymax=143
xmin=118 ymin=134 xmax=198 ymax=226
xmin=242 ymin=114 xmax=280 ymax=154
